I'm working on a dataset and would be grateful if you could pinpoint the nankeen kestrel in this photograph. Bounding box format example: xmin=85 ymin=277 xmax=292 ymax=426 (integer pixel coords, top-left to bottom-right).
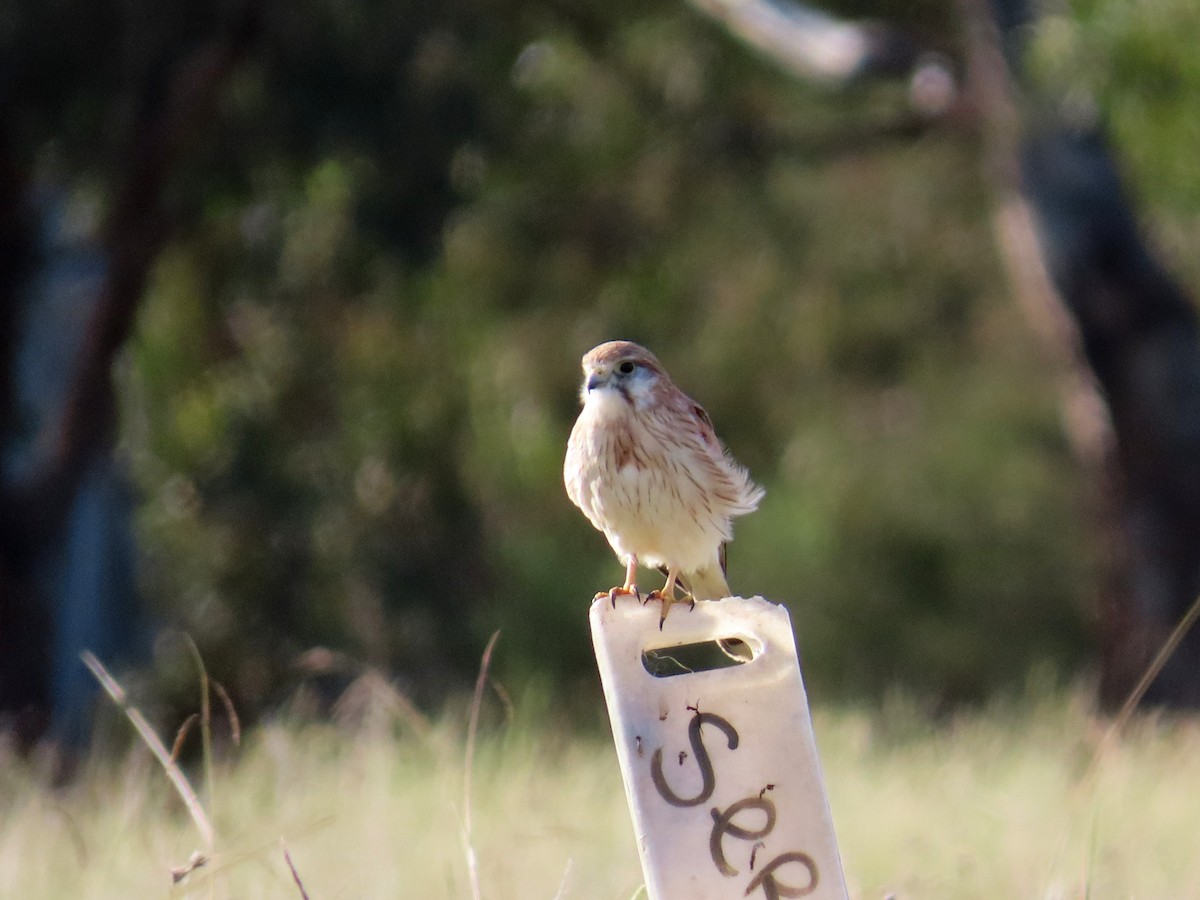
xmin=564 ymin=340 xmax=764 ymax=626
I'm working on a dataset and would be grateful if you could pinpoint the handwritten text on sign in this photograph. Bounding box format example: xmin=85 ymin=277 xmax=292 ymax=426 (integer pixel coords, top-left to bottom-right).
xmin=642 ymin=708 xmax=818 ymax=899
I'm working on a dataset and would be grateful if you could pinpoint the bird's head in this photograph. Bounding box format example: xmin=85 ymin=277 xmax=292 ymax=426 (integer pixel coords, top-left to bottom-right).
xmin=579 ymin=340 xmax=666 ymax=408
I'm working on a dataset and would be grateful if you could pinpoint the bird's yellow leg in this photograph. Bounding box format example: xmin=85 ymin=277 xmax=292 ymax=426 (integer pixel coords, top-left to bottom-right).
xmin=594 ymin=556 xmax=641 ymax=607
xmin=647 ymin=570 xmax=695 ymax=630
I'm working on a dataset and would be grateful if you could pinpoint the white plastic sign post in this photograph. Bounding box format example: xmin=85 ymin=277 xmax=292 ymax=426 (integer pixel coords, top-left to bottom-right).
xmin=591 ymin=595 xmax=847 ymax=900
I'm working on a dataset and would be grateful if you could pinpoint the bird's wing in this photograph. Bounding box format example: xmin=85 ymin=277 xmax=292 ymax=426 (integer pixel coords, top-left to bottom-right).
xmin=691 ymin=402 xmax=718 ymax=448
xmin=684 ymin=400 xmax=764 ymax=516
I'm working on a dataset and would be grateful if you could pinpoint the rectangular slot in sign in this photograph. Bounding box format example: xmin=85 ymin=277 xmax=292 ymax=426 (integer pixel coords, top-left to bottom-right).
xmin=590 ymin=594 xmax=847 ymax=900
xmin=642 ymin=637 xmax=754 ymax=677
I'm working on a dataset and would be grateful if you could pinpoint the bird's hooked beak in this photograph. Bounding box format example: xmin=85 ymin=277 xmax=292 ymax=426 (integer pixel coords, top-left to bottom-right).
xmin=583 ymin=367 xmax=629 ymax=404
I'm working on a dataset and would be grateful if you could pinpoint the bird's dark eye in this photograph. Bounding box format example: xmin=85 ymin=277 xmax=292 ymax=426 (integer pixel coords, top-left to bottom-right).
xmin=617 ymin=361 xmax=635 ymax=375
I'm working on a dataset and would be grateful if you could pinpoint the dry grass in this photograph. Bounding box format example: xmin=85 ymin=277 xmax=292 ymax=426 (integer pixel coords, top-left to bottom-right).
xmin=3 ymin=686 xmax=1200 ymax=898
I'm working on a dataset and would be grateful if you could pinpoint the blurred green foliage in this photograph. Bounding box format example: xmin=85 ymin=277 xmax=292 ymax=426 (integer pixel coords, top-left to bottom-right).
xmin=1029 ymin=0 xmax=1200 ymax=281
xmin=15 ymin=0 xmax=1197 ymax=712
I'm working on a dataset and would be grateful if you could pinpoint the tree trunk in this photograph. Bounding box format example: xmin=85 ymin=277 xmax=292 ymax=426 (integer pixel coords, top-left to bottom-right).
xmin=976 ymin=0 xmax=1200 ymax=707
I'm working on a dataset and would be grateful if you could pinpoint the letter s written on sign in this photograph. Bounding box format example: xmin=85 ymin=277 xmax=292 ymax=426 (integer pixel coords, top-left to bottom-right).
xmin=649 ymin=712 xmax=739 ymax=807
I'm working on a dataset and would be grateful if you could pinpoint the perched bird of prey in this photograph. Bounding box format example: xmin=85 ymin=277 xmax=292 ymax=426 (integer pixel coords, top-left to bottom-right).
xmin=564 ymin=340 xmax=764 ymax=626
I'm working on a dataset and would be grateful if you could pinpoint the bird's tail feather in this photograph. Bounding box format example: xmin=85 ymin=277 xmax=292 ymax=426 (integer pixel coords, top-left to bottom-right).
xmin=681 ymin=564 xmax=731 ymax=601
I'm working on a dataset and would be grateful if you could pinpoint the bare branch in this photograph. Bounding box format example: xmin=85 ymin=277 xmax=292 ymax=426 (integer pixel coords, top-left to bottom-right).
xmin=688 ymin=0 xmax=959 ymax=116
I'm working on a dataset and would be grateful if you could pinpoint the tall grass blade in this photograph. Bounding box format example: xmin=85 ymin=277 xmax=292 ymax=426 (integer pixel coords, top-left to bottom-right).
xmin=80 ymin=650 xmax=215 ymax=850
xmin=462 ymin=630 xmax=500 ymax=900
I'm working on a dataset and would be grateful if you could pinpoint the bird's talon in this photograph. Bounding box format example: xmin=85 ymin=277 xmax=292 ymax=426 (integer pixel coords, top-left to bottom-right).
xmin=598 ymin=585 xmax=639 ymax=608
xmin=654 ymin=591 xmax=687 ymax=628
